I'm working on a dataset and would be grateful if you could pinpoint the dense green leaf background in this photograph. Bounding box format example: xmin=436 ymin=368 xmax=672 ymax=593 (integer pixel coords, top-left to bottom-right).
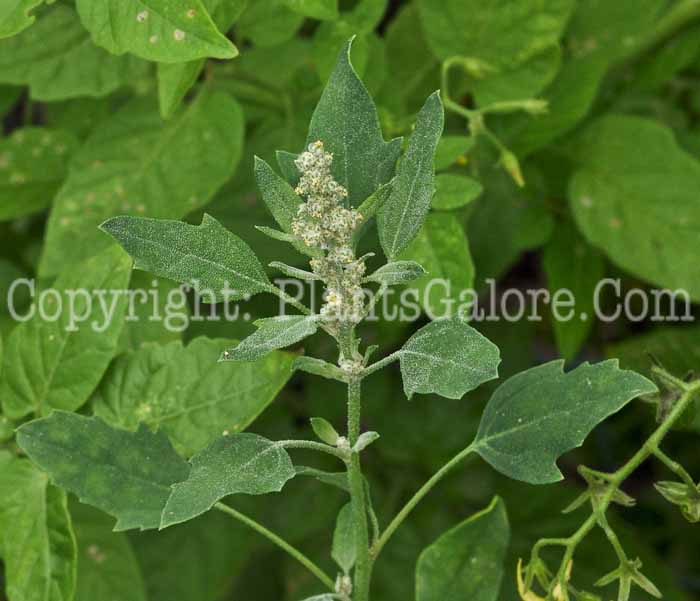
xmin=2 ymin=1 xmax=700 ymax=600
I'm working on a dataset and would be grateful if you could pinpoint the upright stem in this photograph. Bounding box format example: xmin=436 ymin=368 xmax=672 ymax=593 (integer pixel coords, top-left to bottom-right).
xmin=347 ymin=378 xmax=371 ymax=600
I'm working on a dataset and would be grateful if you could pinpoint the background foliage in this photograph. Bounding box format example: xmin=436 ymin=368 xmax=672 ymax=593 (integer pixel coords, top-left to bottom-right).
xmin=1 ymin=1 xmax=700 ymax=600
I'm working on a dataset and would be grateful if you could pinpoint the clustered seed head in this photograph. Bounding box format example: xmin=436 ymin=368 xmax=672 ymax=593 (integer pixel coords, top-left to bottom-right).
xmin=292 ymin=141 xmax=367 ymax=325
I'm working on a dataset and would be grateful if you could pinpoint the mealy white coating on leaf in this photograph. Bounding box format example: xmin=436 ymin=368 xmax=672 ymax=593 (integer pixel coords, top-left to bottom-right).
xmin=473 ymin=359 xmax=658 ymax=484
xmin=161 ymin=433 xmax=295 ymax=528
xmin=331 ymin=503 xmax=356 ymax=573
xmin=222 ymin=316 xmax=319 ymax=361
xmin=364 ymin=260 xmax=427 ymax=285
xmin=399 ymin=318 xmax=501 ymax=399
xmin=306 ymin=38 xmax=402 ymax=207
xmin=101 ymin=213 xmax=271 ymax=302
xmin=378 ymin=91 xmax=444 ymax=260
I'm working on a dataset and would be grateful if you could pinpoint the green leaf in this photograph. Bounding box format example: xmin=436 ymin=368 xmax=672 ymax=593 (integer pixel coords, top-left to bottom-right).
xmin=222 ymin=315 xmax=319 ymax=361
xmin=0 ymin=5 xmax=146 ymax=101
xmin=400 ymin=212 xmax=475 ymax=318
xmin=93 ymin=337 xmax=295 ymax=456
xmin=364 ymin=260 xmax=427 ymax=286
xmin=237 ymin=0 xmax=303 ymax=47
xmin=543 ymin=222 xmax=605 ymax=359
xmin=254 ymin=156 xmax=314 ymax=257
xmin=399 ymin=317 xmax=501 ymax=400
xmin=353 ymin=431 xmax=379 ymax=452
xmin=331 ymin=503 xmax=355 ymax=573
xmin=473 ymin=360 xmax=658 ymax=484
xmin=378 ymin=91 xmax=444 ymax=260
xmin=283 ymin=0 xmax=338 ymax=20
xmin=416 ymin=496 xmax=509 ymax=601
xmin=568 ymin=114 xmax=700 ymax=301
xmin=1 ymin=246 xmax=132 ymax=419
xmin=0 ymin=127 xmax=78 ymax=221
xmin=157 ymin=0 xmax=248 ymax=118
xmin=75 ymin=0 xmax=237 ymax=62
xmin=0 ymin=0 xmax=45 ymax=38
xmin=418 ymin=0 xmax=574 ymax=96
xmin=16 ymin=411 xmax=190 ymax=531
xmin=0 ymin=455 xmax=77 ymax=601
xmin=293 ymin=356 xmax=347 ymax=381
xmin=161 ymin=433 xmax=295 ymax=528
xmin=39 ymin=91 xmax=244 ymax=277
xmin=294 ymin=466 xmax=349 ymax=492
xmin=101 ymin=214 xmax=271 ymax=302
xmin=432 ymin=174 xmax=483 ymax=210
xmin=307 ymin=38 xmax=402 ymax=206
xmin=72 ymin=503 xmax=148 ymax=601
xmin=310 ymin=417 xmax=340 ymax=445
xmin=434 ymin=136 xmax=474 ymax=171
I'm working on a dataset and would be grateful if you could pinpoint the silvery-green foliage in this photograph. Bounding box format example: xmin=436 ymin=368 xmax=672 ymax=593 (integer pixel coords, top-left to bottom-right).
xmin=222 ymin=315 xmax=320 ymax=361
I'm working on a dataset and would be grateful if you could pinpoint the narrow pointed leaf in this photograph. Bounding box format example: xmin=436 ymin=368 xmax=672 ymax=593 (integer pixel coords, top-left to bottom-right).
xmin=161 ymin=433 xmax=295 ymax=528
xmin=293 ymin=356 xmax=347 ymax=381
xmin=307 ymin=38 xmax=402 ymax=206
xmin=353 ymin=431 xmax=379 ymax=452
xmin=399 ymin=318 xmax=501 ymax=399
xmin=93 ymin=337 xmax=295 ymax=456
xmin=101 ymin=214 xmax=271 ymax=302
xmin=331 ymin=503 xmax=356 ymax=573
xmin=416 ymin=496 xmax=509 ymax=601
xmin=1 ymin=246 xmax=132 ymax=419
xmin=310 ymin=417 xmax=340 ymax=445
xmin=75 ymin=0 xmax=238 ymax=62
xmin=16 ymin=412 xmax=190 ymax=531
xmin=473 ymin=360 xmax=658 ymax=484
xmin=222 ymin=315 xmax=318 ymax=361
xmin=378 ymin=91 xmax=444 ymax=260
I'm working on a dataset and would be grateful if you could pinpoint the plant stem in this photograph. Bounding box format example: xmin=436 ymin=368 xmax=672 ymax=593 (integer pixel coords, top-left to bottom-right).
xmin=371 ymin=443 xmax=475 ymax=559
xmin=652 ymin=446 xmax=697 ymax=488
xmin=277 ymin=439 xmax=349 ymax=461
xmin=362 ymin=351 xmax=401 ymax=378
xmin=214 ymin=502 xmax=335 ymax=591
xmin=347 ymin=378 xmax=372 ymax=600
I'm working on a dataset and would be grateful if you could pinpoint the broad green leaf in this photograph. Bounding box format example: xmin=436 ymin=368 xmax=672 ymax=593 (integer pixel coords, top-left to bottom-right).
xmin=416 ymin=497 xmax=509 ymax=601
xmin=72 ymin=503 xmax=148 ymax=601
xmin=283 ymin=0 xmax=338 ymax=20
xmin=222 ymin=315 xmax=319 ymax=361
xmin=568 ymin=114 xmax=700 ymax=301
xmin=434 ymin=136 xmax=474 ymax=171
xmin=162 ymin=433 xmax=295 ymax=528
xmin=1 ymin=246 xmax=131 ymax=419
xmin=101 ymin=214 xmax=271 ymax=302
xmin=75 ymin=0 xmax=237 ymax=62
xmin=418 ymin=0 xmax=575 ymax=103
xmin=0 ymin=455 xmax=76 ymax=601
xmin=157 ymin=0 xmax=248 ymax=118
xmin=0 ymin=5 xmax=146 ymax=101
xmin=237 ymin=0 xmax=303 ymax=47
xmin=399 ymin=317 xmax=500 ymax=399
xmin=432 ymin=174 xmax=482 ymax=210
xmin=16 ymin=412 xmax=190 ymax=531
xmin=0 ymin=0 xmax=45 ymax=38
xmin=543 ymin=222 xmax=605 ymax=359
xmin=93 ymin=337 xmax=295 ymax=456
xmin=310 ymin=417 xmax=340 ymax=445
xmin=39 ymin=92 xmax=244 ymax=277
xmin=331 ymin=503 xmax=355 ymax=573
xmin=131 ymin=509 xmax=255 ymax=601
xmin=400 ymin=212 xmax=475 ymax=318
xmin=307 ymin=38 xmax=402 ymax=206
xmin=364 ymin=261 xmax=426 ymax=286
xmin=253 ymin=156 xmax=313 ymax=257
xmin=0 ymin=128 xmax=79 ymax=221
xmin=378 ymin=91 xmax=443 ymax=260
xmin=473 ymin=360 xmax=657 ymax=484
